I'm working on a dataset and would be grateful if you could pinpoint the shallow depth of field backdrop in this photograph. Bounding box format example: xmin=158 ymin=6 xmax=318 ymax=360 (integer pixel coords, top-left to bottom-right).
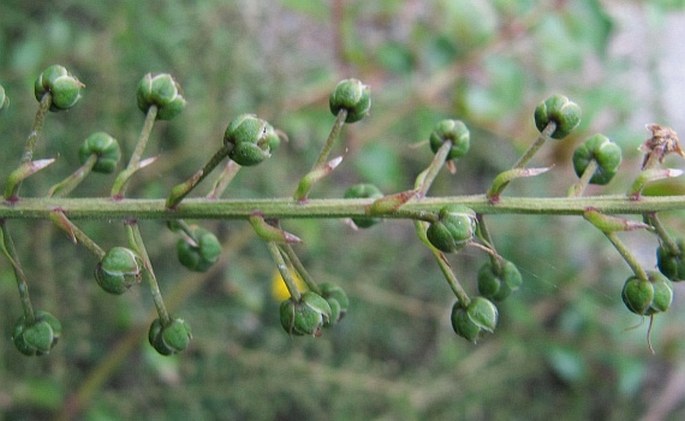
xmin=2 ymin=1 xmax=685 ymax=419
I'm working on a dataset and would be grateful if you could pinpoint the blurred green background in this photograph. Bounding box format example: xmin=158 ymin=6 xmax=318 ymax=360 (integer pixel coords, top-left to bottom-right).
xmin=2 ymin=0 xmax=685 ymax=419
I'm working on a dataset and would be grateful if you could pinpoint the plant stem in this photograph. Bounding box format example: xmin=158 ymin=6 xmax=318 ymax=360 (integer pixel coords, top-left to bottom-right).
xmin=3 ymin=195 xmax=685 ymax=220
xmin=567 ymin=159 xmax=598 ymax=197
xmin=603 ymin=231 xmax=649 ymax=282
xmin=416 ymin=141 xmax=452 ymax=198
xmin=512 ymin=122 xmax=557 ymax=169
xmin=127 ymin=221 xmax=170 ymax=324
xmin=22 ymin=93 xmax=52 ymax=164
xmin=646 ymin=212 xmax=680 ymax=255
xmin=0 ymin=221 xmax=35 ymax=321
xmin=48 ymin=154 xmax=97 ymax=198
xmin=111 ymin=105 xmax=158 ymax=198
xmin=49 ymin=209 xmax=105 ymax=258
xmin=314 ymin=109 xmax=347 ymax=169
xmin=166 ymin=145 xmax=232 ymax=208
xmin=279 ymin=244 xmax=321 ymax=294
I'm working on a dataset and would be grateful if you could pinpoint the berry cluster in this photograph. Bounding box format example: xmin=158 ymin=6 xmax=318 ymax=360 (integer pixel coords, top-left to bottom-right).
xmin=0 ymin=65 xmax=683 ymax=358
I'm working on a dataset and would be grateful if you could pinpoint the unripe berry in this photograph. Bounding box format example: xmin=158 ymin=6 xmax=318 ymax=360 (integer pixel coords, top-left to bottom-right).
xmin=12 ymin=310 xmax=62 ymax=356
xmin=572 ymin=134 xmax=622 ymax=185
xmin=176 ymin=227 xmax=222 ymax=272
xmin=344 ymin=183 xmax=383 ymax=228
xmin=95 ymin=247 xmax=143 ymax=294
xmin=319 ymin=282 xmax=350 ymax=323
xmin=426 ymin=205 xmax=477 ymax=253
xmin=657 ymin=240 xmax=685 ymax=282
xmin=429 ymin=119 xmax=470 ymax=160
xmin=534 ymin=94 xmax=581 ymax=139
xmin=78 ymin=132 xmax=122 ymax=173
xmin=329 ymin=78 xmax=371 ymax=123
xmin=451 ymin=297 xmax=498 ymax=343
xmin=136 ymin=73 xmax=186 ymax=120
xmin=223 ymin=114 xmax=279 ymax=166
xmin=148 ymin=317 xmax=192 ymax=355
xmin=34 ymin=64 xmax=84 ymax=111
xmin=621 ymin=271 xmax=673 ymax=315
xmin=477 ymin=260 xmax=523 ymax=302
xmin=280 ymin=291 xmax=332 ymax=336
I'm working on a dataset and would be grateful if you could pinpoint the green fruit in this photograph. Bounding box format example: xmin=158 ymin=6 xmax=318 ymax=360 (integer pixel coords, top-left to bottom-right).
xmin=78 ymin=132 xmax=122 ymax=173
xmin=95 ymin=247 xmax=143 ymax=294
xmin=621 ymin=276 xmax=654 ymax=315
xmin=428 ymin=119 xmax=470 ymax=160
xmin=319 ymin=282 xmax=349 ymax=322
xmin=657 ymin=240 xmax=685 ymax=282
xmin=12 ymin=311 xmax=62 ymax=356
xmin=148 ymin=317 xmax=192 ymax=355
xmin=329 ymin=78 xmax=371 ymax=123
xmin=534 ymin=94 xmax=581 ymax=139
xmin=224 ymin=114 xmax=279 ymax=166
xmin=450 ymin=298 xmax=498 ymax=343
xmin=177 ymin=227 xmax=222 ymax=272
xmin=34 ymin=64 xmax=83 ymax=111
xmin=426 ymin=205 xmax=477 ymax=253
xmin=280 ymin=291 xmax=332 ymax=336
xmin=572 ymin=134 xmax=622 ymax=185
xmin=477 ymin=260 xmax=523 ymax=302
xmin=136 ymin=73 xmax=186 ymax=120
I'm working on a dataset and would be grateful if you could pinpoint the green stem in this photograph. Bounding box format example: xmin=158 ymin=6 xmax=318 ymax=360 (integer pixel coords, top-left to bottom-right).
xmin=166 ymin=145 xmax=232 ymax=208
xmin=127 ymin=221 xmax=170 ymax=324
xmin=207 ymin=159 xmax=242 ymax=199
xmin=314 ymin=109 xmax=347 ymax=169
xmin=279 ymin=243 xmax=321 ymax=295
xmin=432 ymin=249 xmax=470 ymax=306
xmin=266 ymin=241 xmax=301 ymax=301
xmin=647 ymin=212 xmax=680 ymax=255
xmin=49 ymin=209 xmax=105 ymax=258
xmin=22 ymin=93 xmax=52 ymax=164
xmin=4 ymin=195 xmax=685 ymax=220
xmin=568 ymin=159 xmax=598 ymax=197
xmin=416 ymin=141 xmax=452 ymax=198
xmin=111 ymin=105 xmax=158 ymax=198
xmin=512 ymin=121 xmax=557 ymax=169
xmin=0 ymin=221 xmax=35 ymax=321
xmin=603 ymin=231 xmax=649 ymax=282
xmin=48 ymin=154 xmax=97 ymax=198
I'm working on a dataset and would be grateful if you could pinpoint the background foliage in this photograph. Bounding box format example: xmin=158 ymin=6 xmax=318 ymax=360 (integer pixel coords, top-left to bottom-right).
xmin=2 ymin=1 xmax=685 ymax=419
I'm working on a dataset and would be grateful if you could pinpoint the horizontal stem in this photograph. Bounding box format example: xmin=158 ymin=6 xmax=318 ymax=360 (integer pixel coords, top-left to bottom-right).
xmin=0 ymin=194 xmax=685 ymax=220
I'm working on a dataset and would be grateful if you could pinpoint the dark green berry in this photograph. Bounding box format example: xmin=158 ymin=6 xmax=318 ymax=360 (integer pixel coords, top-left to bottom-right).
xmin=34 ymin=64 xmax=84 ymax=111
xmin=426 ymin=205 xmax=477 ymax=253
xmin=279 ymin=291 xmax=332 ymax=337
xmin=78 ymin=132 xmax=122 ymax=173
xmin=95 ymin=247 xmax=143 ymax=294
xmin=329 ymin=78 xmax=371 ymax=123
xmin=136 ymin=73 xmax=186 ymax=120
xmin=622 ymin=271 xmax=673 ymax=315
xmin=223 ymin=114 xmax=279 ymax=166
xmin=148 ymin=317 xmax=192 ymax=355
xmin=429 ymin=119 xmax=470 ymax=160
xmin=534 ymin=94 xmax=581 ymax=139
xmin=657 ymin=240 xmax=685 ymax=282
xmin=176 ymin=226 xmax=222 ymax=272
xmin=344 ymin=183 xmax=383 ymax=228
xmin=572 ymin=134 xmax=622 ymax=185
xmin=477 ymin=260 xmax=523 ymax=302
xmin=12 ymin=310 xmax=62 ymax=356
xmin=319 ymin=282 xmax=350 ymax=323
xmin=451 ymin=297 xmax=498 ymax=343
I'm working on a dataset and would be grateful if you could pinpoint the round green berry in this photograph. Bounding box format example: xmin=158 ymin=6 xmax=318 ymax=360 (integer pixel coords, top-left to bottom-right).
xmin=177 ymin=227 xmax=222 ymax=272
xmin=572 ymin=134 xmax=622 ymax=185
xmin=95 ymin=247 xmax=143 ymax=295
xmin=148 ymin=317 xmax=192 ymax=355
xmin=477 ymin=260 xmax=523 ymax=302
xmin=657 ymin=240 xmax=685 ymax=282
xmin=426 ymin=205 xmax=477 ymax=253
xmin=78 ymin=132 xmax=122 ymax=174
xmin=12 ymin=310 xmax=62 ymax=356
xmin=534 ymin=94 xmax=581 ymax=139
xmin=344 ymin=183 xmax=383 ymax=228
xmin=451 ymin=298 xmax=498 ymax=343
xmin=34 ymin=64 xmax=83 ymax=111
xmin=622 ymin=271 xmax=673 ymax=315
xmin=429 ymin=119 xmax=470 ymax=160
xmin=280 ymin=291 xmax=332 ymax=337
xmin=136 ymin=73 xmax=186 ymax=120
xmin=319 ymin=282 xmax=350 ymax=323
xmin=224 ymin=114 xmax=279 ymax=166
xmin=329 ymin=78 xmax=371 ymax=123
